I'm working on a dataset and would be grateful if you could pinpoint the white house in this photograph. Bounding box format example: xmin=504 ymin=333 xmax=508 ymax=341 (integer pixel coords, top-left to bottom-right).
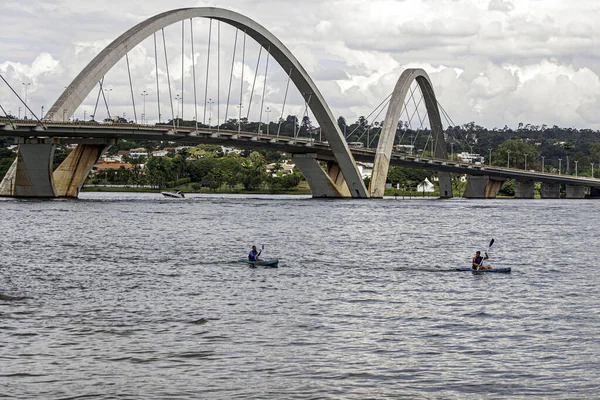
xmin=356 ymin=162 xmax=373 ymax=179
xmin=221 ymin=146 xmax=242 ymax=155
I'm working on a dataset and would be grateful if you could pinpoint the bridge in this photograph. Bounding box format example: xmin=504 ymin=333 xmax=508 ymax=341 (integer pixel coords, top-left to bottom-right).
xmin=1 ymin=7 xmax=599 ymax=199
xmin=2 ymin=118 xmax=599 ymax=199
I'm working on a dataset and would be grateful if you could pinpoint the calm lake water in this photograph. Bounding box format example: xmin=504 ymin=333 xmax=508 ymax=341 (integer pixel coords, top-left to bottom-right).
xmin=1 ymin=192 xmax=599 ymax=399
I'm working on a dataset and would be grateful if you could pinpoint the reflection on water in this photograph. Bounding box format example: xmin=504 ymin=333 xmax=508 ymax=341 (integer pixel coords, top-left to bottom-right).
xmin=1 ymin=193 xmax=599 ymax=399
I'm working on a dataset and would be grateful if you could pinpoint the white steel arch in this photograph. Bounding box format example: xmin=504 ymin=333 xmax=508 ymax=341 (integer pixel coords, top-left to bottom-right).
xmin=369 ymin=68 xmax=452 ymax=198
xmin=46 ymin=7 xmax=368 ymax=197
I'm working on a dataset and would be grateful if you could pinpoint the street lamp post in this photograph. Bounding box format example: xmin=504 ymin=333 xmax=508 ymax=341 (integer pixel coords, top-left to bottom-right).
xmin=22 ymin=82 xmax=31 ymax=118
xmin=488 ymin=148 xmax=492 ymax=166
xmin=266 ymin=106 xmax=271 ymax=135
xmin=541 ymin=156 xmax=545 ymax=173
xmin=208 ymin=98 xmax=214 ymax=127
xmin=592 ymin=163 xmax=595 ymax=178
xmin=507 ymin=150 xmax=511 ymax=168
xmin=575 ymin=160 xmax=579 ymax=176
xmin=558 ymin=158 xmax=562 ymax=175
xmin=18 ymin=107 xmax=22 ymax=119
xmin=41 ymin=105 xmax=44 ymax=120
xmin=450 ymin=143 xmax=454 ymax=160
xmin=141 ymin=90 xmax=148 ymax=124
xmin=237 ymin=104 xmax=244 ymax=133
xmin=104 ymin=88 xmax=112 ymax=109
xmin=524 ymin=154 xmax=528 ymax=170
xmin=175 ymin=94 xmax=181 ymax=127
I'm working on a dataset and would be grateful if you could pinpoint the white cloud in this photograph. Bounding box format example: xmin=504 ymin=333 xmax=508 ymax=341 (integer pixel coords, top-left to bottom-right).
xmin=488 ymin=0 xmax=514 ymax=13
xmin=1 ymin=0 xmax=600 ymax=129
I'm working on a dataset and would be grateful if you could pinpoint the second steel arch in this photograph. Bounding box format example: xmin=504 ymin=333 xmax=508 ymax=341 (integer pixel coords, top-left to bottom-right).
xmin=369 ymin=68 xmax=452 ymax=198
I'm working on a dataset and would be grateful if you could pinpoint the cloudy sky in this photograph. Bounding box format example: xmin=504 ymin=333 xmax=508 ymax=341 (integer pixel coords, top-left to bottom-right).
xmin=1 ymin=0 xmax=600 ymax=130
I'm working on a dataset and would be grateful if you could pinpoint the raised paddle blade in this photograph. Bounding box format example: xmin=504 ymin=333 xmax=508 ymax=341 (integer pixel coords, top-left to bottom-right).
xmin=489 ymin=238 xmax=495 ymax=248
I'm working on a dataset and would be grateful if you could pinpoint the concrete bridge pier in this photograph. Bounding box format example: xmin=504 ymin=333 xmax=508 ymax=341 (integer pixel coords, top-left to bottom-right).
xmin=438 ymin=171 xmax=453 ymax=198
xmin=463 ymin=175 xmax=507 ymax=198
xmin=0 ymin=139 xmax=115 ymax=198
xmin=589 ymin=187 xmax=600 ymax=198
xmin=565 ymin=185 xmax=586 ymax=199
xmin=514 ymin=180 xmax=535 ymax=198
xmin=292 ymin=153 xmax=350 ymax=197
xmin=54 ymin=143 xmax=113 ymax=197
xmin=0 ymin=139 xmax=57 ymax=197
xmin=541 ymin=182 xmax=561 ymax=198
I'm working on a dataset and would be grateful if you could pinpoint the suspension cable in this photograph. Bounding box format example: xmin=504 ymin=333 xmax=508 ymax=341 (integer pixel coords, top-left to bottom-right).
xmin=353 ymin=95 xmax=390 ymax=145
xmin=0 ymin=103 xmax=15 ymax=127
xmin=0 ymin=73 xmax=43 ymax=125
xmin=203 ymin=19 xmax=212 ymax=126
xmin=345 ymin=92 xmax=392 ymax=139
xmin=153 ymin=33 xmax=161 ymax=123
xmin=92 ymin=77 xmax=103 ymax=121
xmin=296 ymin=94 xmax=312 ymax=139
xmin=162 ymin=29 xmax=176 ymax=129
xmin=125 ymin=53 xmax=137 ymax=123
xmin=217 ymin=22 xmax=221 ymax=132
xmin=276 ymin=68 xmax=292 ymax=139
xmin=190 ymin=18 xmax=198 ymax=131
xmin=247 ymin=46 xmax=263 ymax=120
xmin=257 ymin=46 xmax=270 ymax=135
xmin=238 ymin=31 xmax=246 ymax=128
xmin=100 ymin=80 xmax=111 ymax=120
xmin=225 ymin=29 xmax=238 ymax=126
xmin=181 ymin=20 xmax=185 ymax=122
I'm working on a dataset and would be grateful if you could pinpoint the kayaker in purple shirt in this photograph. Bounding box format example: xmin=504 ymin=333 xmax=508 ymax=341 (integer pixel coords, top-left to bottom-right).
xmin=472 ymin=251 xmax=492 ymax=270
xmin=248 ymin=245 xmax=263 ymax=262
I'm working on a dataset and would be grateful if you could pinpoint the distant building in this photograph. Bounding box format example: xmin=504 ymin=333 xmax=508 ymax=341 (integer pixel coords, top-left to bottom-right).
xmin=129 ymin=148 xmax=148 ymax=158
xmin=93 ymin=160 xmax=135 ymax=173
xmin=356 ymin=162 xmax=373 ymax=179
xmin=266 ymin=160 xmax=296 ymax=177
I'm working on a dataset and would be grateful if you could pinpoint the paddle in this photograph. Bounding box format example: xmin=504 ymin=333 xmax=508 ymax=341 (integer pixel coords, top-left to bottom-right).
xmin=479 ymin=238 xmax=494 ymax=269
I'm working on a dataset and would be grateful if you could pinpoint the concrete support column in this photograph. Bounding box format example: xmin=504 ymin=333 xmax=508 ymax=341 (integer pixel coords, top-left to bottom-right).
xmin=292 ymin=153 xmax=345 ymax=198
xmin=0 ymin=142 xmax=57 ymax=197
xmin=463 ymin=175 xmax=506 ymax=198
xmin=54 ymin=144 xmax=110 ymax=198
xmin=326 ymin=161 xmax=351 ymax=197
xmin=438 ymin=171 xmax=453 ymax=198
xmin=541 ymin=182 xmax=560 ymax=199
xmin=369 ymin=152 xmax=390 ymax=198
xmin=565 ymin=185 xmax=586 ymax=199
xmin=589 ymin=187 xmax=600 ymax=198
xmin=514 ymin=180 xmax=535 ymax=199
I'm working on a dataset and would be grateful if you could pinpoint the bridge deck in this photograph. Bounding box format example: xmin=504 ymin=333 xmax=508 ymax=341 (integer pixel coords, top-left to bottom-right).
xmin=2 ymin=119 xmax=600 ymax=188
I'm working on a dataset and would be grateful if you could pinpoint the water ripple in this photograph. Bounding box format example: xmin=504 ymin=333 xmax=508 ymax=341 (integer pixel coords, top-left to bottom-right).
xmin=1 ymin=193 xmax=599 ymax=398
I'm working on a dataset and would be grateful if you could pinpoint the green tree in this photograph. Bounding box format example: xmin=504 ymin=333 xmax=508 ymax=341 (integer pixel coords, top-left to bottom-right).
xmin=240 ymin=151 xmax=267 ymax=190
xmin=0 ymin=148 xmax=16 ymax=180
xmin=496 ymin=139 xmax=541 ymax=169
